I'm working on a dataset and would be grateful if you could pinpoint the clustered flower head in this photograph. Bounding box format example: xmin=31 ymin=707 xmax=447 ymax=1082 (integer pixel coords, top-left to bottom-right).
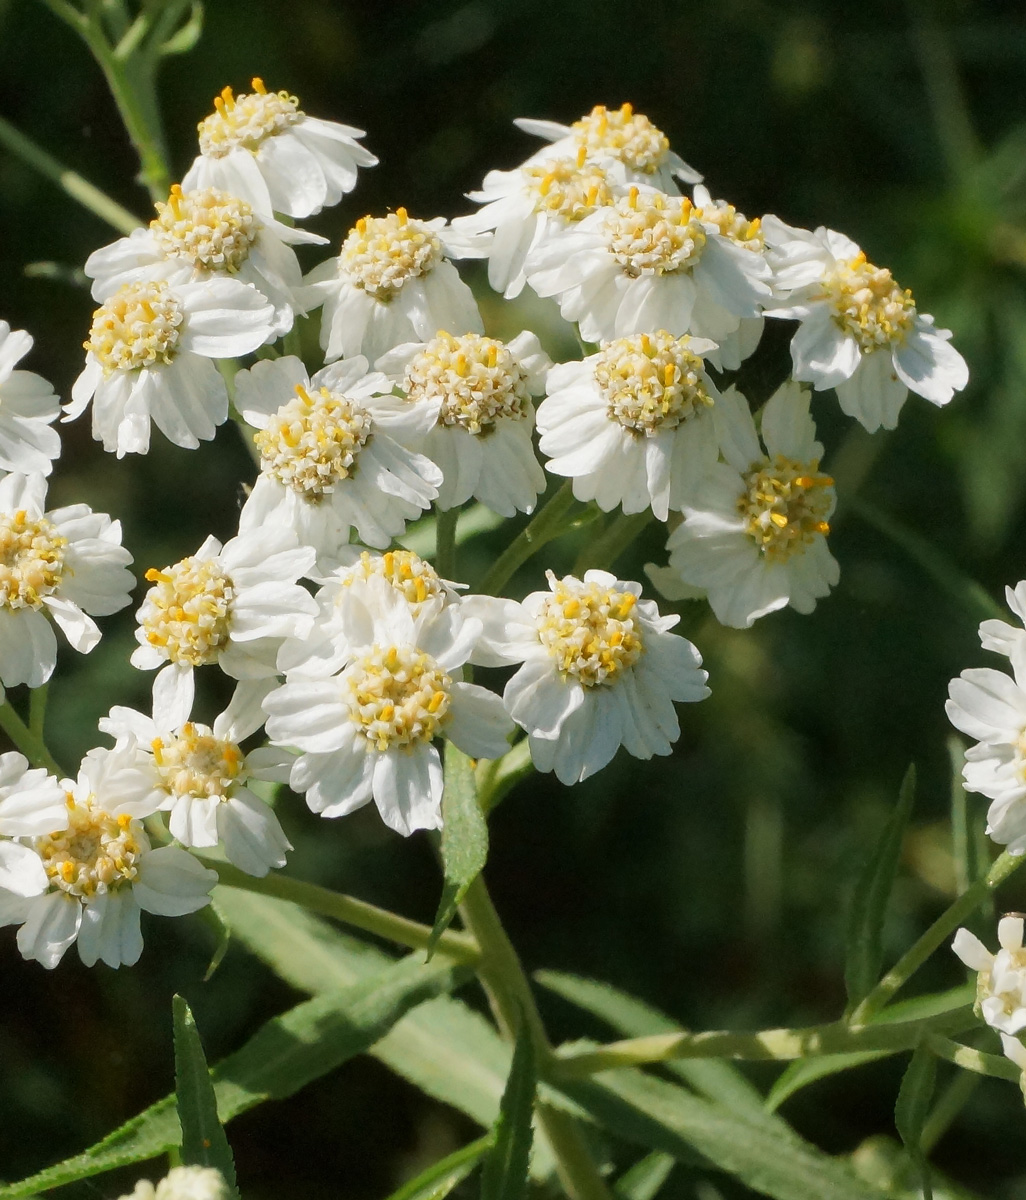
xmin=0 ymin=86 xmax=972 ymax=975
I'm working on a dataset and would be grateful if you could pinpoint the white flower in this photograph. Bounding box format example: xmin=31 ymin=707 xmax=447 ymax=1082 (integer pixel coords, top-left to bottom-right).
xmin=953 ymin=916 xmax=1026 ymax=1036
xmin=131 ymin=529 xmax=317 ymax=716
xmin=235 ymin=355 xmax=442 ymax=568
xmin=524 ymin=186 xmax=771 ymax=345
xmin=515 ymin=103 xmax=701 ymax=192
xmin=0 ymin=745 xmax=215 ymax=969
xmin=265 ymin=577 xmax=513 ymax=836
xmin=100 ymin=680 xmax=292 ymax=878
xmin=303 ymin=208 xmax=488 ymax=365
xmin=85 ymin=184 xmax=327 ymax=337
xmin=0 ymin=322 xmax=61 ymax=475
xmin=377 ymin=331 xmax=549 ymax=516
xmin=763 ymin=219 xmax=968 ymax=431
xmin=182 ymin=78 xmax=376 ymax=219
xmin=535 ymin=331 xmax=722 ymax=521
xmin=0 ymin=472 xmax=133 ymax=688
xmin=66 ymin=277 xmax=276 ymax=456
xmin=0 ymin=752 xmax=66 ymax=899
xmin=664 ymin=381 xmax=839 ymax=628
xmin=118 ymin=1166 xmax=228 ymax=1200
xmin=463 ymin=569 xmax=709 ymax=786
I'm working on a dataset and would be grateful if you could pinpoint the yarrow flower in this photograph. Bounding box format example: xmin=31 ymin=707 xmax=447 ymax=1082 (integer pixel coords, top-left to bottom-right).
xmin=100 ymin=680 xmax=292 ymax=877
xmin=0 ymin=752 xmax=67 ymax=898
xmin=67 ymin=276 xmax=276 ymax=456
xmin=535 ymin=331 xmax=722 ymax=520
xmin=265 ymin=576 xmax=513 ymax=836
xmin=117 ymin=1166 xmax=229 ymax=1200
xmin=524 ymin=186 xmax=771 ymax=345
xmin=85 ymin=183 xmax=327 ymax=337
xmin=763 ymin=219 xmax=968 ymax=431
xmin=662 ymin=381 xmax=839 ymax=628
xmin=303 ymin=208 xmax=488 ymax=365
xmin=236 ymin=355 xmax=442 ymax=567
xmin=464 ymin=569 xmax=709 ymax=785
xmin=954 ymin=916 xmax=1026 ymax=1037
xmin=0 ymin=745 xmax=215 ymax=969
xmin=378 ymin=331 xmax=550 ymax=516
xmin=0 ymin=472 xmax=133 ymax=689
xmin=0 ymin=322 xmax=61 ymax=475
xmin=182 ymin=78 xmax=377 ymax=219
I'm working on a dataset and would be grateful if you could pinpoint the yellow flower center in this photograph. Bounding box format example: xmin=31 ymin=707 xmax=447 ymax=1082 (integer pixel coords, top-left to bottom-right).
xmin=699 ymin=201 xmax=763 ymax=251
xmin=151 ymin=185 xmax=258 ymax=272
xmin=607 ymin=189 xmax=706 ymax=276
xmin=571 ymin=102 xmax=669 ymax=174
xmin=139 ymin=557 xmax=235 ymax=666
xmin=85 ymin=281 xmax=183 ymax=375
xmin=152 ymin=723 xmax=244 ymax=799
xmin=538 ymin=577 xmax=644 ymax=687
xmin=37 ymin=795 xmax=142 ymax=898
xmin=595 ymin=331 xmax=713 ymax=435
xmin=345 ymin=645 xmax=452 ymax=752
xmin=404 ymin=332 xmax=530 ymax=434
xmin=338 ymin=208 xmax=442 ymax=300
xmin=522 ymin=150 xmax=615 ymax=222
xmin=255 ymin=383 xmax=372 ymax=497
xmin=197 ymin=78 xmax=301 ymax=158
xmin=339 ymin=550 xmax=445 ymax=610
xmin=739 ymin=455 xmax=834 ymax=562
xmin=0 ymin=510 xmax=66 ymax=609
xmin=820 ymin=252 xmax=915 ymax=350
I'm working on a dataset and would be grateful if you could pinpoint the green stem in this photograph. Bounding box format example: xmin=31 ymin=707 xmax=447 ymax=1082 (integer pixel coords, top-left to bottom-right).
xmin=925 ymin=1034 xmax=1020 ymax=1082
xmin=28 ymin=684 xmax=48 ymax=740
xmin=850 ymin=849 xmax=1026 ymax=1024
xmin=476 ymin=738 xmax=534 ymax=813
xmin=0 ymin=114 xmax=140 ymax=235
xmin=535 ymin=1102 xmax=615 ymax=1200
xmin=920 ymin=1070 xmax=979 ymax=1154
xmin=435 ymin=507 xmax=459 ymax=581
xmin=480 ymin=480 xmax=579 ymax=596
xmin=205 ymin=860 xmax=481 ymax=966
xmin=0 ymin=701 xmax=65 ymax=776
xmin=573 ymin=511 xmax=653 ymax=576
xmin=552 ymin=1007 xmax=977 ymax=1078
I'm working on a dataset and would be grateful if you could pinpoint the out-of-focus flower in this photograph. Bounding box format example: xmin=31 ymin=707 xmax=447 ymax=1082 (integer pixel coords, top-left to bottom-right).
xmin=118 ymin=1166 xmax=229 ymax=1200
xmin=0 ymin=322 xmax=62 ymax=475
xmin=954 ymin=916 xmax=1026 ymax=1035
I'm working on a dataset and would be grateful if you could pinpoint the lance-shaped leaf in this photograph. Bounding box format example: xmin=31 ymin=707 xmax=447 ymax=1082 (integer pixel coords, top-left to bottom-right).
xmin=614 ymin=1152 xmax=675 ymax=1200
xmin=429 ymin=742 xmax=488 ymax=955
xmin=382 ymin=1136 xmax=492 ymax=1200
xmin=895 ymin=1042 xmax=937 ymax=1200
xmin=481 ymin=1016 xmax=536 ymax=1200
xmin=172 ymin=995 xmax=238 ymax=1196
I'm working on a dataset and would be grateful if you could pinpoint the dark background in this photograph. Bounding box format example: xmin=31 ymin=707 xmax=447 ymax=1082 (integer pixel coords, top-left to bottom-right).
xmin=2 ymin=0 xmax=1026 ymax=1196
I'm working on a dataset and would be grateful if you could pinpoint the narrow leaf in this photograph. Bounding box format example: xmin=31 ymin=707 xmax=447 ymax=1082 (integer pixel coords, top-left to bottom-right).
xmin=172 ymin=996 xmax=238 ymax=1195
xmin=481 ymin=1016 xmax=536 ymax=1200
xmin=198 ymin=899 xmax=231 ymax=982
xmin=383 ymin=1136 xmax=492 ymax=1200
xmin=845 ymin=765 xmax=916 ymax=1009
xmin=429 ymin=742 xmax=488 ymax=955
xmin=895 ymin=1042 xmax=937 ymax=1200
xmin=765 ymin=1052 xmax=893 ymax=1112
xmin=157 ymin=1 xmax=204 ymax=55
xmin=614 ymin=1152 xmax=674 ymax=1200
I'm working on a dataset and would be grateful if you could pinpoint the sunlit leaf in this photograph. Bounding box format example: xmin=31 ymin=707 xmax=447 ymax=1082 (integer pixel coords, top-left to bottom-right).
xmin=429 ymin=742 xmax=488 ymax=955
xmin=172 ymin=996 xmax=238 ymax=1196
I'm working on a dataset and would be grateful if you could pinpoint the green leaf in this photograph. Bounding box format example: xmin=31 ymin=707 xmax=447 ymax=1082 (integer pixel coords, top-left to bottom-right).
xmin=384 ymin=1136 xmax=492 ymax=1200
xmin=845 ymin=765 xmax=916 ymax=1010
xmin=559 ymin=1070 xmax=891 ymax=1200
xmin=613 ymin=1152 xmax=674 ymax=1200
xmin=895 ymin=1043 xmax=937 ymax=1200
xmin=157 ymin=1 xmax=204 ymax=55
xmin=197 ymin=899 xmax=231 ymax=982
xmin=429 ymin=742 xmax=489 ymax=955
xmin=766 ymin=1052 xmax=894 ymax=1112
xmin=172 ymin=996 xmax=238 ymax=1196
xmin=481 ymin=1016 xmax=536 ymax=1200
xmin=0 ymin=955 xmax=463 ymax=1199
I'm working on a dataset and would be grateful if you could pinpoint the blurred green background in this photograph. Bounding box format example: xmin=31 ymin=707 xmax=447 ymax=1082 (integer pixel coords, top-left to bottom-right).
xmin=3 ymin=0 xmax=1026 ymax=1197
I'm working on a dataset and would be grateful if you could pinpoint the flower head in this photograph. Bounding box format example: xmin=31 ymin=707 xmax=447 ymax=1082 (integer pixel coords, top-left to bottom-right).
xmin=954 ymin=916 xmax=1026 ymax=1036
xmin=0 ymin=322 xmax=62 ymax=475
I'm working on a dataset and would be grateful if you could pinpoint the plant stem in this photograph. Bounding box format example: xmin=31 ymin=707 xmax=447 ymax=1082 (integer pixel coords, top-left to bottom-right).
xmin=479 ymin=480 xmax=579 ymax=596
xmin=435 ymin=507 xmax=459 ymax=581
xmin=28 ymin=684 xmax=48 ymax=739
xmin=205 ymin=860 xmax=481 ymax=966
xmin=573 ymin=511 xmax=653 ymax=576
xmin=0 ymin=114 xmax=140 ymax=235
xmin=0 ymin=701 xmax=65 ymax=776
xmin=925 ymin=1034 xmax=1020 ymax=1081
xmin=850 ymin=849 xmax=1026 ymax=1024
xmin=476 ymin=738 xmax=534 ymax=813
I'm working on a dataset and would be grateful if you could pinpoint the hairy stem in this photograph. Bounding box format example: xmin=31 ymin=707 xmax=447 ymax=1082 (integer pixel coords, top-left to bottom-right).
xmin=0 ymin=700 xmax=65 ymax=776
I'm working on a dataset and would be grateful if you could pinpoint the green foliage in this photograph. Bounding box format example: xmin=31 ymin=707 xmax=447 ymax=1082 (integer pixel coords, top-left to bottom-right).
xmin=613 ymin=1152 xmax=675 ymax=1200
xmin=172 ymin=995 xmax=238 ymax=1196
xmin=429 ymin=742 xmax=489 ymax=955
xmin=895 ymin=1043 xmax=938 ymax=1200
xmin=480 ymin=1016 xmax=536 ymax=1200
xmin=379 ymin=1137 xmax=492 ymax=1200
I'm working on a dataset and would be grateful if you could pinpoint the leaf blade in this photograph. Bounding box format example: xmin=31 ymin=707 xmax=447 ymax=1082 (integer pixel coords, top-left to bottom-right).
xmin=172 ymin=995 xmax=238 ymax=1196
xmin=383 ymin=1136 xmax=492 ymax=1200
xmin=429 ymin=742 xmax=488 ymax=955
xmin=895 ymin=1043 xmax=937 ymax=1200
xmin=481 ymin=1016 xmax=536 ymax=1200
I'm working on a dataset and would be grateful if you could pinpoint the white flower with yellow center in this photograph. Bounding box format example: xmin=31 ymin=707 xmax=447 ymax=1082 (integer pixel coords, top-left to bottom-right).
xmin=182 ymin=78 xmax=377 ymax=219
xmin=132 ymin=529 xmax=317 ymax=720
xmin=377 ymin=331 xmax=550 ymax=516
xmin=302 ymin=208 xmax=488 ymax=365
xmin=954 ymin=916 xmax=1026 ymax=1037
xmin=0 ymin=322 xmax=61 ymax=475
xmin=515 ymin=102 xmax=702 ymax=192
xmin=535 ymin=332 xmax=722 ymax=521
xmin=0 ymin=745 xmax=215 ymax=969
xmin=100 ymin=680 xmax=292 ymax=878
xmin=0 ymin=472 xmax=133 ymax=689
xmin=524 ymin=186 xmax=771 ymax=345
xmin=763 ymin=219 xmax=968 ymax=431
xmin=0 ymin=752 xmax=67 ymax=899
xmin=67 ymin=276 xmax=276 ymax=457
xmin=235 ymin=355 xmax=442 ymax=568
xmin=85 ymin=184 xmax=327 ymax=338
xmin=662 ymin=381 xmax=839 ymax=628
xmin=265 ymin=577 xmax=512 ymax=836
xmin=462 ymin=569 xmax=709 ymax=786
